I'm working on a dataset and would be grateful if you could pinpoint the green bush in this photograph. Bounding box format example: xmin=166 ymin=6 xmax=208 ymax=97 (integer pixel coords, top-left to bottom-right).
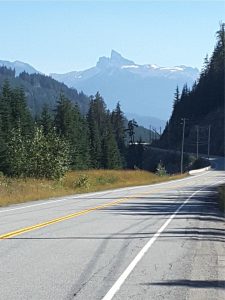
xmin=156 ymin=161 xmax=167 ymax=176
xmin=6 ymin=126 xmax=70 ymax=180
xmin=74 ymin=174 xmax=90 ymax=188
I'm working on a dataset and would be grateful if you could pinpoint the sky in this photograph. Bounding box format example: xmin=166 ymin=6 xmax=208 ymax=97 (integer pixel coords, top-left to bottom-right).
xmin=0 ymin=0 xmax=224 ymax=74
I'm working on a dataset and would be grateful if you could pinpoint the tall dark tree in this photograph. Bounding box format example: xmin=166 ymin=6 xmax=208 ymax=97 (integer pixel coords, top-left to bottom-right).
xmin=0 ymin=81 xmax=12 ymax=140
xmin=111 ymin=102 xmax=126 ymax=162
xmin=125 ymin=119 xmax=138 ymax=144
xmin=173 ymin=86 xmax=180 ymax=109
xmin=39 ymin=104 xmax=54 ymax=135
xmin=87 ymin=93 xmax=107 ymax=168
xmin=102 ymin=113 xmax=122 ymax=169
xmin=54 ymin=94 xmax=90 ymax=169
xmin=10 ymin=87 xmax=33 ymax=135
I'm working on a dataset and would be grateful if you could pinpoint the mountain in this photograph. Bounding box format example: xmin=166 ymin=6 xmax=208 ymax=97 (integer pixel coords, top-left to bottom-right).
xmin=158 ymin=24 xmax=225 ymax=156
xmin=50 ymin=50 xmax=199 ymax=121
xmin=0 ymin=67 xmax=90 ymax=115
xmin=0 ymin=60 xmax=40 ymax=76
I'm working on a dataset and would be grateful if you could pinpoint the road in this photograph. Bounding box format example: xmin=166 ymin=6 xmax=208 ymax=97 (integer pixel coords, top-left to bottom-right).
xmin=0 ymin=157 xmax=225 ymax=300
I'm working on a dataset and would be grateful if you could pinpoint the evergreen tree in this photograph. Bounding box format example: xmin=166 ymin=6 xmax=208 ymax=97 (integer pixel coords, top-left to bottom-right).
xmin=69 ymin=105 xmax=90 ymax=169
xmin=0 ymin=115 xmax=7 ymax=173
xmin=54 ymin=94 xmax=90 ymax=169
xmin=10 ymin=87 xmax=33 ymax=135
xmin=87 ymin=93 xmax=107 ymax=168
xmin=111 ymin=102 xmax=126 ymax=162
xmin=54 ymin=94 xmax=76 ymax=138
xmin=39 ymin=104 xmax=54 ymax=135
xmin=173 ymin=86 xmax=180 ymax=109
xmin=125 ymin=119 xmax=138 ymax=144
xmin=102 ymin=113 xmax=122 ymax=169
xmin=0 ymin=81 xmax=12 ymax=140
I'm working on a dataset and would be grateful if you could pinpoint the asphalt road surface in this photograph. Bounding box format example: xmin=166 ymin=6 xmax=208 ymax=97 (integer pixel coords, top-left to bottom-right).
xmin=0 ymin=157 xmax=225 ymax=300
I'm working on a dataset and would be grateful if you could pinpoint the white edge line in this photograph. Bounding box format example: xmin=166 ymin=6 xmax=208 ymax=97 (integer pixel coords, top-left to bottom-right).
xmin=0 ymin=170 xmax=211 ymax=214
xmin=101 ymin=179 xmax=225 ymax=300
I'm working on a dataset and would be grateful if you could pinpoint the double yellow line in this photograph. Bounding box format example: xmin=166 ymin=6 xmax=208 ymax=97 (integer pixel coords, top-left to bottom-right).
xmin=0 ymin=196 xmax=134 ymax=240
xmin=0 ymin=184 xmax=180 ymax=240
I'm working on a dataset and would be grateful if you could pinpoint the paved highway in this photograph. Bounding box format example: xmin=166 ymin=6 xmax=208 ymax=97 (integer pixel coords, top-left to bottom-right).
xmin=0 ymin=157 xmax=225 ymax=299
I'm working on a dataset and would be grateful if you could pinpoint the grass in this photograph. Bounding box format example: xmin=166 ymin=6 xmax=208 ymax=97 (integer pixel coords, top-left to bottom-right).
xmin=0 ymin=170 xmax=186 ymax=207
xmin=218 ymin=185 xmax=225 ymax=212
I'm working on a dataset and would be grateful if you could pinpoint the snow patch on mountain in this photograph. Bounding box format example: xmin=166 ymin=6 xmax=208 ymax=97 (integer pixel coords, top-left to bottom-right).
xmin=50 ymin=50 xmax=199 ymax=120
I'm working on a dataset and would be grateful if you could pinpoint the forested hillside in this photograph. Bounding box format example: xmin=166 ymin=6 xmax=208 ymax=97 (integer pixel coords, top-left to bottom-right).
xmin=0 ymin=67 xmax=90 ymax=115
xmin=159 ymin=24 xmax=225 ymax=156
xmin=0 ymin=83 xmax=146 ymax=179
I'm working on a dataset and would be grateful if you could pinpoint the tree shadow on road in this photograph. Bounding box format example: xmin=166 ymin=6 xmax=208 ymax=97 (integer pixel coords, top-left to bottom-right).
xmin=101 ymin=185 xmax=225 ymax=223
xmin=141 ymin=279 xmax=225 ymax=289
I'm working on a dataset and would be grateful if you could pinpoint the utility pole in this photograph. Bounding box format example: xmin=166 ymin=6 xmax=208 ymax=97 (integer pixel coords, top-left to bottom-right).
xmin=180 ymin=118 xmax=186 ymax=174
xmin=207 ymin=125 xmax=211 ymax=160
xmin=196 ymin=125 xmax=199 ymax=159
xmin=152 ymin=128 xmax=159 ymax=140
xmin=149 ymin=125 xmax=151 ymax=144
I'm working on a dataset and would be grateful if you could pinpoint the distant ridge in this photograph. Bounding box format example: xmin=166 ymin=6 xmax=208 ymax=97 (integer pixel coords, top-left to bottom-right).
xmin=0 ymin=60 xmax=41 ymax=76
xmin=0 ymin=66 xmax=90 ymax=116
xmin=51 ymin=50 xmax=199 ymax=120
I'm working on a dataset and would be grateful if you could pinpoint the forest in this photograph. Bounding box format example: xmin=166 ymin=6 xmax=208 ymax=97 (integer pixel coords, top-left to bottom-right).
xmin=0 ymin=84 xmax=144 ymax=179
xmin=159 ymin=23 xmax=225 ymax=156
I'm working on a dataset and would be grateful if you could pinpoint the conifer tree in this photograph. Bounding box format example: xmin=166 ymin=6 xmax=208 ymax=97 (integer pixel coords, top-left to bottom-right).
xmin=111 ymin=102 xmax=126 ymax=163
xmin=125 ymin=119 xmax=138 ymax=144
xmin=102 ymin=113 xmax=122 ymax=169
xmin=0 ymin=81 xmax=12 ymax=140
xmin=54 ymin=94 xmax=76 ymax=138
xmin=173 ymin=86 xmax=180 ymax=109
xmin=54 ymin=94 xmax=90 ymax=169
xmin=87 ymin=93 xmax=106 ymax=168
xmin=0 ymin=115 xmax=7 ymax=173
xmin=11 ymin=87 xmax=33 ymax=135
xmin=39 ymin=104 xmax=54 ymax=135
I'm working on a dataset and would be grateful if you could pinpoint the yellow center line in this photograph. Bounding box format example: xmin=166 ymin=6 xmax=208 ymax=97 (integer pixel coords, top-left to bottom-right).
xmin=0 ymin=185 xmax=183 ymax=240
xmin=0 ymin=192 xmax=144 ymax=240
xmin=0 ymin=198 xmax=127 ymax=239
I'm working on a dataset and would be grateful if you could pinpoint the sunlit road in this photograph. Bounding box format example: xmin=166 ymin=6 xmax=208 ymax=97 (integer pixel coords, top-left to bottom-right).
xmin=0 ymin=158 xmax=225 ymax=300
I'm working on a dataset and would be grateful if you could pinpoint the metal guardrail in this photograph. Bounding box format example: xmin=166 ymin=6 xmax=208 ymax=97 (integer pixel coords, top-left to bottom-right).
xmin=189 ymin=166 xmax=211 ymax=175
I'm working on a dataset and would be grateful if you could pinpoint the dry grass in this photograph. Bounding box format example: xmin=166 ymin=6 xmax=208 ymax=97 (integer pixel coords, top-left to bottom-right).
xmin=0 ymin=170 xmax=186 ymax=207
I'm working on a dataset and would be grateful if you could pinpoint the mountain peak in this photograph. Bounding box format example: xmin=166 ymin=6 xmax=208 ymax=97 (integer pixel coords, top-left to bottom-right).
xmin=110 ymin=50 xmax=134 ymax=65
xmin=110 ymin=50 xmax=123 ymax=60
xmin=97 ymin=50 xmax=135 ymax=69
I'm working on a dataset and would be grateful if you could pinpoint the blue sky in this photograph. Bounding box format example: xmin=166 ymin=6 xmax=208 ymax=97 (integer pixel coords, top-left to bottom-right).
xmin=0 ymin=0 xmax=224 ymax=74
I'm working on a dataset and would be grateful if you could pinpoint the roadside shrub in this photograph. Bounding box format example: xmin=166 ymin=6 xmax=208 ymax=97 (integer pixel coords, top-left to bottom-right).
xmin=74 ymin=174 xmax=90 ymax=188
xmin=156 ymin=161 xmax=167 ymax=176
xmin=6 ymin=126 xmax=70 ymax=180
